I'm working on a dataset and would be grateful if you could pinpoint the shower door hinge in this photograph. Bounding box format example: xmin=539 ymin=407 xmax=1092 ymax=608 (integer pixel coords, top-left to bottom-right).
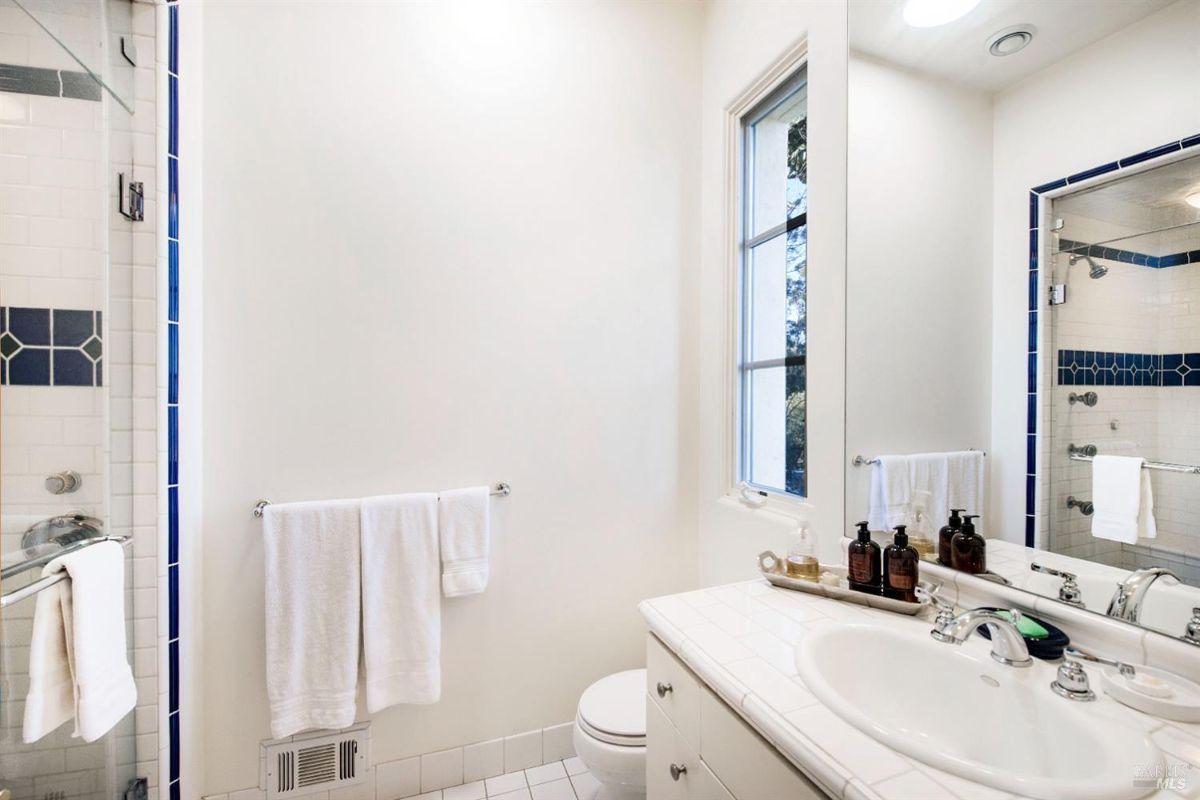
xmin=124 ymin=778 xmax=148 ymax=800
xmin=118 ymin=173 xmax=144 ymax=222
xmin=1049 ymin=284 xmax=1066 ymax=305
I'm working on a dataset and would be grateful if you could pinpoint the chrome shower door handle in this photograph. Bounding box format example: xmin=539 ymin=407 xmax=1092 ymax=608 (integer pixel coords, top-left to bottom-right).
xmin=670 ymin=764 xmax=687 ymax=781
xmin=656 ymin=681 xmax=673 ymax=698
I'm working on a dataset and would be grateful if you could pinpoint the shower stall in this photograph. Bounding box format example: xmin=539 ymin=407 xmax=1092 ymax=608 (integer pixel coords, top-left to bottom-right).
xmin=1045 ymin=152 xmax=1200 ymax=584
xmin=0 ymin=0 xmax=157 ymax=796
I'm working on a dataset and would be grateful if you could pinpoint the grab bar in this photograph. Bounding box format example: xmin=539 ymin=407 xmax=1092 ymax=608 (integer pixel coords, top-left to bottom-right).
xmin=1068 ymin=453 xmax=1200 ymax=475
xmin=0 ymin=535 xmax=132 ymax=608
xmin=852 ymin=450 xmax=986 ymax=466
xmin=252 ymin=482 xmax=512 ymax=518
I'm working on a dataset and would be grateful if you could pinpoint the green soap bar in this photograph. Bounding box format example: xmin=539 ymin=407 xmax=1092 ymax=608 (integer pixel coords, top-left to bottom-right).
xmin=996 ymin=610 xmax=1049 ymax=639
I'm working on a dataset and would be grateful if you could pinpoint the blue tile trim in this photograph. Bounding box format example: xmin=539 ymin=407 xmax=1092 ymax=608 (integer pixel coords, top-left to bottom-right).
xmin=0 ymin=306 xmax=103 ymax=386
xmin=167 ymin=4 xmax=182 ymax=792
xmin=1026 ymin=129 xmax=1200 ymax=547
xmin=1055 ymin=349 xmax=1186 ymax=386
xmin=1059 ymin=238 xmax=1200 ymax=269
xmin=1066 ymin=161 xmax=1119 ymax=184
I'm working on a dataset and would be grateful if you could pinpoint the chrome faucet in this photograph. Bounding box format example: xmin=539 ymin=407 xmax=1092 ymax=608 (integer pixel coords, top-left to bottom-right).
xmin=1106 ymin=567 xmax=1180 ymax=623
xmin=918 ymin=588 xmax=1033 ymax=667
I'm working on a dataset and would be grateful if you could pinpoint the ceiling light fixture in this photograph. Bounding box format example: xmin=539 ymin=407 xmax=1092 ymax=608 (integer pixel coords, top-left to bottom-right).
xmin=987 ymin=25 xmax=1037 ymax=57
xmin=902 ymin=0 xmax=982 ymax=28
xmin=1186 ymin=191 xmax=1200 ymax=209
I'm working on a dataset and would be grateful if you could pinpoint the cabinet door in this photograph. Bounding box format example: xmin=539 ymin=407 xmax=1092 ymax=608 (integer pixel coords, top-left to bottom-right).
xmin=647 ymin=694 xmax=687 ymax=800
xmin=699 ymin=689 xmax=829 ymax=800
xmin=687 ymin=760 xmax=735 ymax=800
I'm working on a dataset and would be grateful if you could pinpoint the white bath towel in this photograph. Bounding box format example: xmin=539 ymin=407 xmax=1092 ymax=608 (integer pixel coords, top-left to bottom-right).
xmin=868 ymin=452 xmax=984 ymax=533
xmin=361 ymin=493 xmax=441 ymax=712
xmin=23 ymin=541 xmax=136 ymax=743
xmin=1092 ymin=456 xmax=1157 ymax=544
xmin=263 ymin=499 xmax=361 ymax=739
xmin=439 ymin=486 xmax=490 ymax=597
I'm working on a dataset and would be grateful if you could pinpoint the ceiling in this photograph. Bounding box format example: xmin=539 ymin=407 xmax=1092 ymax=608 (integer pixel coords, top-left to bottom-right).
xmin=849 ymin=0 xmax=1174 ymax=93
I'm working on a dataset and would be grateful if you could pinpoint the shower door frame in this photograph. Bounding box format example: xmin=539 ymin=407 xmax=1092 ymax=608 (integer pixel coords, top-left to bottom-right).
xmin=1025 ymin=131 xmax=1200 ymax=548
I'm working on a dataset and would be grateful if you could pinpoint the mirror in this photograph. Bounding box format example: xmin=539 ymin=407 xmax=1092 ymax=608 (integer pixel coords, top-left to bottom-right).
xmin=846 ymin=0 xmax=1200 ymax=644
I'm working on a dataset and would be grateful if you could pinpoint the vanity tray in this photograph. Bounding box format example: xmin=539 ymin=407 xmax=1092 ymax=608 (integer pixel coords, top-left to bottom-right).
xmin=757 ymin=551 xmax=929 ymax=616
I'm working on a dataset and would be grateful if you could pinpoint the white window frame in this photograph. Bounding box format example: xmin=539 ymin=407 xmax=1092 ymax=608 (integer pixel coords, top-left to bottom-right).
xmin=724 ymin=44 xmax=812 ymax=508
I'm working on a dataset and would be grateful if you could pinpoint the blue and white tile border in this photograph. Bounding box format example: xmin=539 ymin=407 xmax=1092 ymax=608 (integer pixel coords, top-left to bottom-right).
xmin=1025 ymin=132 xmax=1200 ymax=547
xmin=164 ymin=3 xmax=181 ymax=797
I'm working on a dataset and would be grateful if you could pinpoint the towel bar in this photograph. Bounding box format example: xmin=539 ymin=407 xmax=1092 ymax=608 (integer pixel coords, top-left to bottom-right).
xmin=252 ymin=482 xmax=512 ymax=518
xmin=1068 ymin=453 xmax=1200 ymax=475
xmin=0 ymin=535 xmax=133 ymax=609
xmin=852 ymin=450 xmax=986 ymax=467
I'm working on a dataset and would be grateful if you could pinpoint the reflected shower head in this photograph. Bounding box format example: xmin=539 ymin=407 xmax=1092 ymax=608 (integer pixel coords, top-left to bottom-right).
xmin=1069 ymin=254 xmax=1109 ymax=279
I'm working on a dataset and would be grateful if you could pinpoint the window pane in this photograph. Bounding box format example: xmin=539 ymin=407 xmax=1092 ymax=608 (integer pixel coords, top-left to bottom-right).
xmin=745 ymin=364 xmax=806 ymax=495
xmin=747 ymin=226 xmax=807 ymax=363
xmin=747 ymin=80 xmax=807 ymax=238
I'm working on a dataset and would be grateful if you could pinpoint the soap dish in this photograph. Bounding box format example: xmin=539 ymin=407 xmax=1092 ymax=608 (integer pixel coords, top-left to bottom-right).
xmin=1100 ymin=665 xmax=1200 ymax=722
xmin=757 ymin=551 xmax=929 ymax=616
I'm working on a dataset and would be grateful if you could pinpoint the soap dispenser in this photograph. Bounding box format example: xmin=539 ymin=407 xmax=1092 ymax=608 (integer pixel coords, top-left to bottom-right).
xmin=950 ymin=514 xmax=986 ymax=574
xmin=785 ymin=521 xmax=819 ymax=581
xmin=847 ymin=521 xmax=882 ymax=595
xmin=938 ymin=509 xmax=965 ymax=567
xmin=883 ymin=524 xmax=920 ymax=603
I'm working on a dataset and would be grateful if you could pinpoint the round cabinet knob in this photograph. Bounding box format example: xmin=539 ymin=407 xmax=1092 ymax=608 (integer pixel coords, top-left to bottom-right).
xmin=669 ymin=764 xmax=687 ymax=781
xmin=656 ymin=681 xmax=672 ymax=698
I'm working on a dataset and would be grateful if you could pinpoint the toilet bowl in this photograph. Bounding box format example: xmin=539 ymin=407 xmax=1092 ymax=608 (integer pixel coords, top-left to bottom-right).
xmin=572 ymin=669 xmax=647 ymax=800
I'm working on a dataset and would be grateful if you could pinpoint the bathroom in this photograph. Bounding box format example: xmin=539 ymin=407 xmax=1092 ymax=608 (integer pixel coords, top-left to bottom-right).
xmin=0 ymin=0 xmax=1197 ymax=798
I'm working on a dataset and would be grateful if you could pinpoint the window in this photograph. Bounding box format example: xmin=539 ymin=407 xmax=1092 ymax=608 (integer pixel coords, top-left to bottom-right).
xmin=739 ymin=69 xmax=807 ymax=497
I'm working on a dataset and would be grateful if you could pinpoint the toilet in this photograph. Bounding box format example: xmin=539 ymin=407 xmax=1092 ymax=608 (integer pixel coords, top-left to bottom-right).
xmin=572 ymin=669 xmax=647 ymax=800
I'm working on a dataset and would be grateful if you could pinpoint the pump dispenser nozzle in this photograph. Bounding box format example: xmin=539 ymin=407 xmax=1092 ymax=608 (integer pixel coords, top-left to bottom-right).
xmin=855 ymin=521 xmax=871 ymax=541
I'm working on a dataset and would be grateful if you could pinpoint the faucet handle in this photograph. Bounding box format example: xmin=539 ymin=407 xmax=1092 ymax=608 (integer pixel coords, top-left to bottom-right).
xmin=1185 ymin=608 xmax=1200 ymax=646
xmin=916 ymin=583 xmax=958 ymax=641
xmin=1051 ymin=658 xmax=1096 ymax=701
xmin=1031 ymin=563 xmax=1086 ymax=607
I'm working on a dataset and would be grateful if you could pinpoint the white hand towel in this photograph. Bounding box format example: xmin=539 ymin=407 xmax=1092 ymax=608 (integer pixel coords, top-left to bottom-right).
xmin=24 ymin=541 xmax=136 ymax=743
xmin=869 ymin=456 xmax=912 ymax=532
xmin=439 ymin=486 xmax=490 ymax=597
xmin=361 ymin=493 xmax=441 ymax=713
xmin=263 ymin=499 xmax=360 ymax=739
xmin=1092 ymin=456 xmax=1156 ymax=544
xmin=910 ymin=451 xmax=985 ymax=534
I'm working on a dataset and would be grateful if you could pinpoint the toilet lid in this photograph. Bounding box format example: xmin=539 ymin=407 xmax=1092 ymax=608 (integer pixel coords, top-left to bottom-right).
xmin=577 ymin=669 xmax=646 ymax=746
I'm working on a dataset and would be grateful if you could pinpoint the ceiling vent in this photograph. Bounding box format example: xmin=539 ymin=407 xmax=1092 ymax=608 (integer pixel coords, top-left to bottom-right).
xmin=263 ymin=725 xmax=369 ymax=798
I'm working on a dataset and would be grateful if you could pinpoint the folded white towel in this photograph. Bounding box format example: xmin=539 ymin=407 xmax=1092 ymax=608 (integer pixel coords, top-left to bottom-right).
xmin=868 ymin=455 xmax=911 ymax=532
xmin=439 ymin=486 xmax=490 ymax=597
xmin=910 ymin=451 xmax=985 ymax=535
xmin=263 ymin=499 xmax=360 ymax=739
xmin=24 ymin=541 xmax=136 ymax=743
xmin=361 ymin=493 xmax=441 ymax=713
xmin=868 ymin=452 xmax=984 ymax=533
xmin=1092 ymin=456 xmax=1156 ymax=544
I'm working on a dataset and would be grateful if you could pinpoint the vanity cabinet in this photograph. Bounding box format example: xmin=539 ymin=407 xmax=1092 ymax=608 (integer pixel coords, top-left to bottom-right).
xmin=646 ymin=635 xmax=829 ymax=800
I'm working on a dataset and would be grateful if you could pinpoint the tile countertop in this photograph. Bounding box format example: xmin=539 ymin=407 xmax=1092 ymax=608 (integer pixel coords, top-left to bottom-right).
xmin=638 ymin=580 xmax=1200 ymax=800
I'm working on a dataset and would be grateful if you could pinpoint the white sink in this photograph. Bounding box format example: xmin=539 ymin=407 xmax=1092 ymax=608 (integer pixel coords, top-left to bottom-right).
xmin=796 ymin=623 xmax=1162 ymax=800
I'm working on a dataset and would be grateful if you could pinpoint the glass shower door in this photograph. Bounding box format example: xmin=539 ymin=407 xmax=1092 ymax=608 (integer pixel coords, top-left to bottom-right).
xmin=0 ymin=0 xmax=139 ymax=796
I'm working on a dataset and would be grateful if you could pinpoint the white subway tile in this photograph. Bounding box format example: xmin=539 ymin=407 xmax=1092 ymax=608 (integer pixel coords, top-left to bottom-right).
xmin=462 ymin=738 xmax=504 ymax=783
xmin=503 ymin=730 xmax=542 ymax=773
xmin=375 ymin=756 xmax=420 ymax=800
xmin=420 ymin=747 xmax=464 ymax=793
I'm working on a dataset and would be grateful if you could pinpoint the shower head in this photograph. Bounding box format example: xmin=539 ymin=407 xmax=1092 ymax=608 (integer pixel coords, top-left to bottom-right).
xmin=1069 ymin=254 xmax=1109 ymax=279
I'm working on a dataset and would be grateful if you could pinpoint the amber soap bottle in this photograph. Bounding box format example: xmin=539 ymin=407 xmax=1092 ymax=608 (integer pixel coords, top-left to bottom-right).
xmin=937 ymin=508 xmax=965 ymax=567
xmin=951 ymin=514 xmax=987 ymax=574
xmin=883 ymin=524 xmax=920 ymax=603
xmin=847 ymin=521 xmax=882 ymax=595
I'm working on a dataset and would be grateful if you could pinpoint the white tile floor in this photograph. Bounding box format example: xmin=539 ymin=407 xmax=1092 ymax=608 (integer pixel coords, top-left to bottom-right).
xmin=407 ymin=757 xmax=600 ymax=800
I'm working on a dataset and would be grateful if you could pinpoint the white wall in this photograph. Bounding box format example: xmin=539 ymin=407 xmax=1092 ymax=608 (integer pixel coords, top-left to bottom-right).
xmin=695 ymin=0 xmax=847 ymax=581
xmin=198 ymin=1 xmax=701 ymax=792
xmin=991 ymin=0 xmax=1200 ymax=544
xmin=845 ymin=54 xmax=994 ymax=535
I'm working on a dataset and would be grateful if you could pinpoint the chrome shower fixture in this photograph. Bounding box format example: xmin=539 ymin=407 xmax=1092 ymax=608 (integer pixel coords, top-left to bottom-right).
xmin=1069 ymin=253 xmax=1109 ymax=279
xmin=1068 ymin=391 xmax=1098 ymax=407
